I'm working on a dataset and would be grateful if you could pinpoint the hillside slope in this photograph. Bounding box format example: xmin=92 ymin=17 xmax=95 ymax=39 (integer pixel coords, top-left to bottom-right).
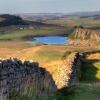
xmin=0 ymin=14 xmax=65 ymax=28
xmin=68 ymin=28 xmax=100 ymax=46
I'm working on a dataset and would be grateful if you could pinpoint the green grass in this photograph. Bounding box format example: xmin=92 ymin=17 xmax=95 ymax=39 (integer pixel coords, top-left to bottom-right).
xmin=62 ymin=51 xmax=72 ymax=60
xmin=9 ymin=82 xmax=100 ymax=100
xmin=33 ymin=50 xmax=64 ymax=62
xmin=0 ymin=28 xmax=68 ymax=40
xmin=81 ymin=61 xmax=100 ymax=82
xmin=58 ymin=83 xmax=100 ymax=100
xmin=9 ymin=90 xmax=57 ymax=100
xmin=58 ymin=61 xmax=100 ymax=100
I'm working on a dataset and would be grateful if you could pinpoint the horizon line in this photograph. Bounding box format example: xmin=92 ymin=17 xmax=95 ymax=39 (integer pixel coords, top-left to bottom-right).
xmin=0 ymin=10 xmax=100 ymax=15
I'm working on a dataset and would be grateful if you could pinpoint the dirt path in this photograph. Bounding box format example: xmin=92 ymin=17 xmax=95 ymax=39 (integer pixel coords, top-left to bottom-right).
xmin=10 ymin=46 xmax=42 ymax=60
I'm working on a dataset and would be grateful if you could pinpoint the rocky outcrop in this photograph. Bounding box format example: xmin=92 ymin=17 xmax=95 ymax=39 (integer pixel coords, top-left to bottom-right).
xmin=68 ymin=28 xmax=100 ymax=46
xmin=0 ymin=58 xmax=57 ymax=100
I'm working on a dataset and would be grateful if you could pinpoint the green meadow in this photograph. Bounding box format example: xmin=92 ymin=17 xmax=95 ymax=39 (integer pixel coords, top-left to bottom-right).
xmin=0 ymin=28 xmax=68 ymax=40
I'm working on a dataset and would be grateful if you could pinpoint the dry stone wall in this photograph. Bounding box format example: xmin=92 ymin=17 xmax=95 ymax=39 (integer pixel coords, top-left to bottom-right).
xmin=56 ymin=50 xmax=100 ymax=89
xmin=0 ymin=58 xmax=57 ymax=100
xmin=56 ymin=52 xmax=81 ymax=89
xmin=53 ymin=50 xmax=100 ymax=93
xmin=1 ymin=51 xmax=98 ymax=100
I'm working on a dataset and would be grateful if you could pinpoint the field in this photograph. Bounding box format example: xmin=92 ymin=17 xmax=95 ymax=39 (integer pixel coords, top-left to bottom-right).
xmin=0 ymin=41 xmax=99 ymax=64
xmin=0 ymin=15 xmax=100 ymax=100
xmin=0 ymin=40 xmax=100 ymax=100
xmin=0 ymin=28 xmax=68 ymax=40
xmin=45 ymin=17 xmax=100 ymax=28
xmin=0 ymin=41 xmax=100 ymax=77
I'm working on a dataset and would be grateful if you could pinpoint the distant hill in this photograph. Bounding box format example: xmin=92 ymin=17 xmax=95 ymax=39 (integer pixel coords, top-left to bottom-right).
xmin=18 ymin=11 xmax=100 ymax=21
xmin=0 ymin=14 xmax=64 ymax=28
xmin=0 ymin=14 xmax=28 ymax=27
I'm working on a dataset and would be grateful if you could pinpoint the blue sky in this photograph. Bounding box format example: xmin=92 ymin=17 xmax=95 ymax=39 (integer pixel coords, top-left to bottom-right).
xmin=0 ymin=0 xmax=100 ymax=14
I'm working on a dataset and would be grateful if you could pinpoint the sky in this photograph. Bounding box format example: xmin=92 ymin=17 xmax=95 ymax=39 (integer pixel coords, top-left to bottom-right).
xmin=0 ymin=0 xmax=100 ymax=14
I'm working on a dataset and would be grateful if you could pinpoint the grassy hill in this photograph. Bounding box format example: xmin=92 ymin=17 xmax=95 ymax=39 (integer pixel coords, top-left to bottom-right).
xmin=0 ymin=14 xmax=70 ymax=40
xmin=0 ymin=14 xmax=28 ymax=27
xmin=45 ymin=17 xmax=100 ymax=28
xmin=0 ymin=28 xmax=68 ymax=40
xmin=0 ymin=14 xmax=63 ymax=27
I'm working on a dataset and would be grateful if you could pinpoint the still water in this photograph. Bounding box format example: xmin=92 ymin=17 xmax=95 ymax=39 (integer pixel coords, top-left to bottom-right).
xmin=34 ymin=36 xmax=67 ymax=44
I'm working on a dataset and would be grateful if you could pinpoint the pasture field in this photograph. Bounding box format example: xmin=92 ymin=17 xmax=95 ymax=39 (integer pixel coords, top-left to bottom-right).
xmin=0 ymin=41 xmax=100 ymax=100
xmin=0 ymin=28 xmax=69 ymax=40
xmin=0 ymin=19 xmax=100 ymax=99
xmin=45 ymin=17 xmax=100 ymax=28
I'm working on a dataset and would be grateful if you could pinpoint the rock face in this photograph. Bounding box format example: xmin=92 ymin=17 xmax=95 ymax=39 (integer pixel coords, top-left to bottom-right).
xmin=68 ymin=28 xmax=100 ymax=46
xmin=0 ymin=58 xmax=57 ymax=100
xmin=57 ymin=53 xmax=81 ymax=89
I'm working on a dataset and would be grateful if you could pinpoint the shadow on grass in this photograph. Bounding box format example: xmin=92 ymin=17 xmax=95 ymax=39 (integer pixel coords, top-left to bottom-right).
xmin=57 ymin=83 xmax=100 ymax=100
xmin=80 ymin=60 xmax=100 ymax=82
xmin=57 ymin=59 xmax=100 ymax=100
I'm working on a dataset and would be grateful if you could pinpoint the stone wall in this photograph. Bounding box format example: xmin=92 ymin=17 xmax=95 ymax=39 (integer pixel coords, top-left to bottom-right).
xmin=57 ymin=50 xmax=100 ymax=89
xmin=0 ymin=58 xmax=57 ymax=100
xmin=1 ymin=51 xmax=99 ymax=99
xmin=56 ymin=52 xmax=81 ymax=89
xmin=0 ymin=53 xmax=83 ymax=99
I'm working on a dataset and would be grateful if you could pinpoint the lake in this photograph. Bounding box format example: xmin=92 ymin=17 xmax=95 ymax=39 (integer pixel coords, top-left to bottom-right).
xmin=33 ymin=36 xmax=67 ymax=44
